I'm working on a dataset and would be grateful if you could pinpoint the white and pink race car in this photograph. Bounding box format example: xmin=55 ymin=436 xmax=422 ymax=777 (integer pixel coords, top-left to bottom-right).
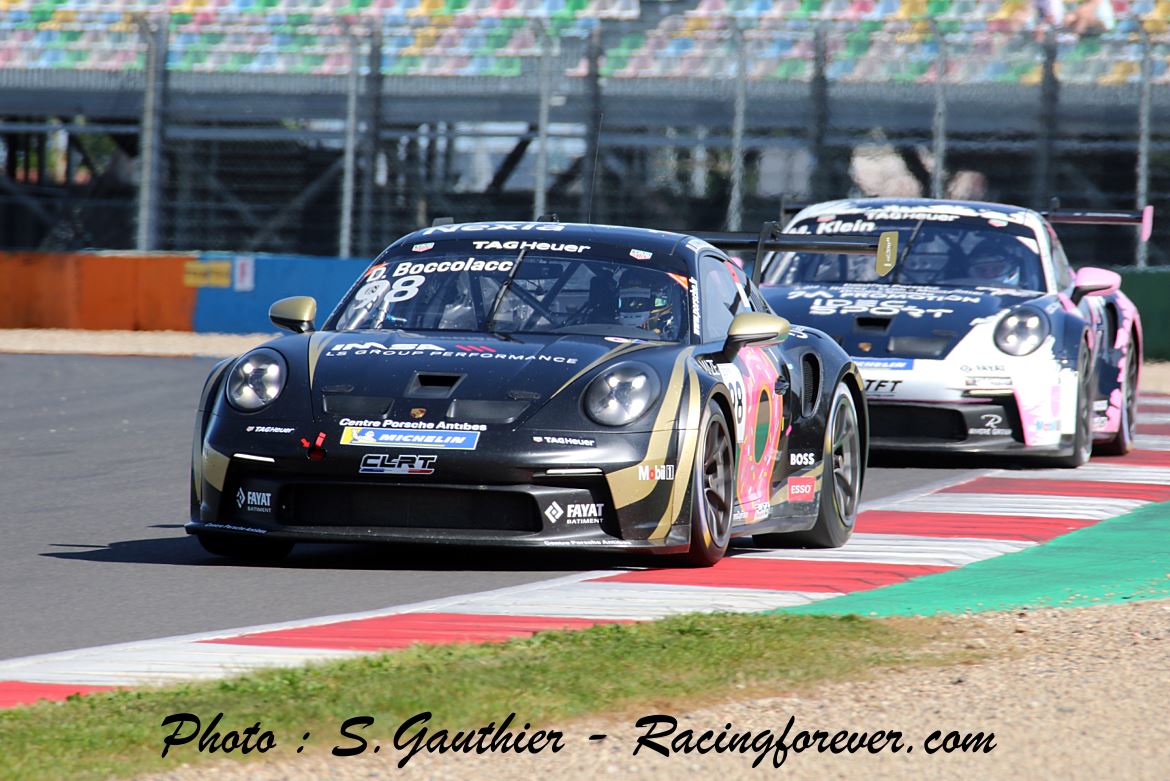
xmin=760 ymin=198 xmax=1148 ymax=467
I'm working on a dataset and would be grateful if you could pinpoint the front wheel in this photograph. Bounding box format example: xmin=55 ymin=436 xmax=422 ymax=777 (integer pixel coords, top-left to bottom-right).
xmin=683 ymin=400 xmax=735 ymax=567
xmin=757 ymin=382 xmax=863 ymax=549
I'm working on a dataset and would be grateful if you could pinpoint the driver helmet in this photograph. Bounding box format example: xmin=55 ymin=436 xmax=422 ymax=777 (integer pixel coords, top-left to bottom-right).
xmin=966 ymin=240 xmax=1022 ymax=287
xmin=617 ymin=268 xmax=675 ymax=334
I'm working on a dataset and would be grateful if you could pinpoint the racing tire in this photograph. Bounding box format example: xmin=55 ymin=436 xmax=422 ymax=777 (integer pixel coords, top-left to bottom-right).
xmin=1096 ymin=335 xmax=1138 ymax=456
xmin=197 ymin=534 xmax=293 ymax=563
xmin=1044 ymin=344 xmax=1094 ymax=468
xmin=757 ymin=382 xmax=862 ymax=549
xmin=683 ymin=400 xmax=735 ymax=567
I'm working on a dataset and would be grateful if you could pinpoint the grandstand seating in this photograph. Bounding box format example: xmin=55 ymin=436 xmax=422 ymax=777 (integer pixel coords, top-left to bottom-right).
xmin=0 ymin=0 xmax=1167 ymax=84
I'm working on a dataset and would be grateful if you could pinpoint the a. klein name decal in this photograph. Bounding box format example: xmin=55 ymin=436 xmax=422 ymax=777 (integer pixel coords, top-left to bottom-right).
xmin=341 ymin=427 xmax=480 ymax=450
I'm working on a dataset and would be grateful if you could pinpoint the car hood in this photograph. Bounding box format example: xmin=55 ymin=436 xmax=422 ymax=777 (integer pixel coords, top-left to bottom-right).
xmin=762 ymin=282 xmax=1041 ymax=359
xmin=301 ymin=330 xmax=649 ymax=426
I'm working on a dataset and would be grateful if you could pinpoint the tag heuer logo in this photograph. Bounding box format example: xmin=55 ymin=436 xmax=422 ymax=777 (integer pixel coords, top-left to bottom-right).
xmin=412 ymin=242 xmax=434 ymax=252
xmin=629 ymin=249 xmax=652 ymax=261
xmin=544 ymin=501 xmax=564 ymax=524
xmin=236 ymin=488 xmax=246 ymax=508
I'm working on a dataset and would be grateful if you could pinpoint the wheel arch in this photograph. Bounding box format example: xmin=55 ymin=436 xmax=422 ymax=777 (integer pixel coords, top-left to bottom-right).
xmin=838 ymin=366 xmax=869 ymax=494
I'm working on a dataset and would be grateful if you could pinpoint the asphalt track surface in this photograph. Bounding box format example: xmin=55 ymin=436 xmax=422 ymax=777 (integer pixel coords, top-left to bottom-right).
xmin=0 ymin=353 xmax=974 ymax=661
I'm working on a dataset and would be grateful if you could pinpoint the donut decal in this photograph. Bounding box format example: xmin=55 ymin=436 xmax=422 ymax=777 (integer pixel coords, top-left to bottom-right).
xmin=733 ymin=346 xmax=784 ymax=524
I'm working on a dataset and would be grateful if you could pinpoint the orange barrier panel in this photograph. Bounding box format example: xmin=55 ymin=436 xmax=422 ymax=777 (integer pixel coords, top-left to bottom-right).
xmin=0 ymin=252 xmax=197 ymax=331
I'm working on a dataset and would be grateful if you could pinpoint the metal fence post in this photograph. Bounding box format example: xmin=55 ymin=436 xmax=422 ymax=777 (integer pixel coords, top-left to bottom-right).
xmin=727 ymin=22 xmax=747 ymax=232
xmin=930 ymin=21 xmax=948 ymax=199
xmin=1137 ymin=29 xmax=1151 ymax=269
xmin=534 ymin=20 xmax=553 ymax=220
xmin=809 ymin=24 xmax=829 ymax=201
xmin=580 ymin=22 xmax=603 ymax=222
xmin=1032 ymin=26 xmax=1058 ymax=210
xmin=359 ymin=26 xmax=383 ymax=258
xmin=136 ymin=16 xmax=168 ymax=252
xmin=339 ymin=30 xmax=360 ymax=258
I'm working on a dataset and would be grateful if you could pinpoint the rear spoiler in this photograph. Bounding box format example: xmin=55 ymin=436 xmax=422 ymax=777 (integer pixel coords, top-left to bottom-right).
xmin=1041 ymin=204 xmax=1154 ymax=243
xmin=693 ymin=221 xmax=899 ymax=285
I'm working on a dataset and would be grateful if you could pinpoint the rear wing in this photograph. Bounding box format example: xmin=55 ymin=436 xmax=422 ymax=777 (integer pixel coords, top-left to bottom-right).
xmin=693 ymin=221 xmax=899 ymax=285
xmin=1041 ymin=205 xmax=1154 ymax=243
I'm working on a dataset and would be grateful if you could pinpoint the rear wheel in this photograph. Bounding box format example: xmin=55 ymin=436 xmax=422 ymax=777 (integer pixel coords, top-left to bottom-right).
xmin=1096 ymin=336 xmax=1138 ymax=456
xmin=684 ymin=400 xmax=735 ymax=567
xmin=197 ymin=534 xmax=293 ymax=563
xmin=757 ymin=382 xmax=862 ymax=549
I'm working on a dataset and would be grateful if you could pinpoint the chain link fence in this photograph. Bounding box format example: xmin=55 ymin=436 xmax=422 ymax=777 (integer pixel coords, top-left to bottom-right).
xmin=1 ymin=9 xmax=1167 ymax=264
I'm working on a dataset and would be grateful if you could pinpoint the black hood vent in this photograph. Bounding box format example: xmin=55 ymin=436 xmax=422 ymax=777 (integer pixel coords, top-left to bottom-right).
xmin=406 ymin=372 xmax=465 ymax=398
xmin=854 ymin=316 xmax=893 ymax=333
xmin=447 ymin=399 xmax=530 ymax=424
xmin=322 ymin=394 xmax=394 ymax=418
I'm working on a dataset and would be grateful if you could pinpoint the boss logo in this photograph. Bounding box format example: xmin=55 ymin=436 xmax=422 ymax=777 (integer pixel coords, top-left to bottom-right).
xmin=788 ymin=476 xmax=816 ymax=502
xmin=790 ymin=451 xmax=816 ymax=467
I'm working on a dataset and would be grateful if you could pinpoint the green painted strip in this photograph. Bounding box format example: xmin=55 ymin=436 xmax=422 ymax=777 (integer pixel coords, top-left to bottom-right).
xmin=781 ymin=501 xmax=1170 ymax=617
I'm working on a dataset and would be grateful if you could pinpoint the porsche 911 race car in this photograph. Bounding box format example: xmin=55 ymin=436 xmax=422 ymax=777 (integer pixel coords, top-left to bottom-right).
xmin=189 ymin=221 xmax=895 ymax=565
xmin=760 ymin=198 xmax=1148 ymax=466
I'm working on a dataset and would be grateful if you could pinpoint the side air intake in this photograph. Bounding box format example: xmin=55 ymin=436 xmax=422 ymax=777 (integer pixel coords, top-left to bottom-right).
xmin=801 ymin=354 xmax=820 ymax=418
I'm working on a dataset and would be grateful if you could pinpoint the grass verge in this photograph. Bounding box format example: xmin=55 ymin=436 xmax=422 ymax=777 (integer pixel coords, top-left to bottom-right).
xmin=0 ymin=611 xmax=974 ymax=781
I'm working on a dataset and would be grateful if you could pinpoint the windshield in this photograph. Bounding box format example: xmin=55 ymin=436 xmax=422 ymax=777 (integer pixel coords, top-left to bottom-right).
xmin=764 ymin=215 xmax=1045 ymax=292
xmin=335 ymin=252 xmax=689 ymax=341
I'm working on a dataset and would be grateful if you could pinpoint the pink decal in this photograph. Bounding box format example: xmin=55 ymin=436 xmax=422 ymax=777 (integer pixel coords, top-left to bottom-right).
xmin=1057 ymin=293 xmax=1078 ymax=315
xmin=1097 ymin=291 xmax=1141 ymax=436
xmin=1014 ymin=388 xmax=1041 ymax=447
xmin=735 ymin=348 xmax=783 ymax=522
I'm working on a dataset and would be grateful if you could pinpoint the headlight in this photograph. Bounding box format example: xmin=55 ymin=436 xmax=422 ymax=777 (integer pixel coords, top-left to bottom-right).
xmin=584 ymin=362 xmax=661 ymax=427
xmin=226 ymin=348 xmax=287 ymax=411
xmin=994 ymin=307 xmax=1050 ymax=356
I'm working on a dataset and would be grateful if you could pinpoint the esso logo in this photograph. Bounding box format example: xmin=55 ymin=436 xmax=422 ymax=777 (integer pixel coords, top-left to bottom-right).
xmin=788 ymin=476 xmax=816 ymax=502
xmin=790 ymin=451 xmax=816 ymax=467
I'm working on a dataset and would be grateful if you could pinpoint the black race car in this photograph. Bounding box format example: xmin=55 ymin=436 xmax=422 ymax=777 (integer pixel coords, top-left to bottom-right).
xmin=189 ymin=221 xmax=892 ymax=565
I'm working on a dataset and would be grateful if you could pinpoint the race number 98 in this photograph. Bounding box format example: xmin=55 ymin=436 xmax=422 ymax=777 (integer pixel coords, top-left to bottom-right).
xmin=386 ymin=275 xmax=425 ymax=303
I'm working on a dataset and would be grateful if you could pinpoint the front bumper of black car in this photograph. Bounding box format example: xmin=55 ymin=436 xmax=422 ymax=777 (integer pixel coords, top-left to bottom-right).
xmin=189 ymin=416 xmax=696 ymax=554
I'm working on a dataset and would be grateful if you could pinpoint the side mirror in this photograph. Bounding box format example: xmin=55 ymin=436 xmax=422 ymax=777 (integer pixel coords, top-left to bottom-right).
xmin=269 ymin=296 xmax=317 ymax=333
xmin=722 ymin=312 xmax=790 ymax=360
xmin=1070 ymin=267 xmax=1120 ymax=304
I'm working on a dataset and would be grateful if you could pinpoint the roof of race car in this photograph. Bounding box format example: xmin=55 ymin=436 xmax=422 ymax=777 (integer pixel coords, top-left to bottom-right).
xmin=793 ymin=197 xmax=1042 ymax=224
xmin=385 ymin=221 xmax=707 ymax=269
